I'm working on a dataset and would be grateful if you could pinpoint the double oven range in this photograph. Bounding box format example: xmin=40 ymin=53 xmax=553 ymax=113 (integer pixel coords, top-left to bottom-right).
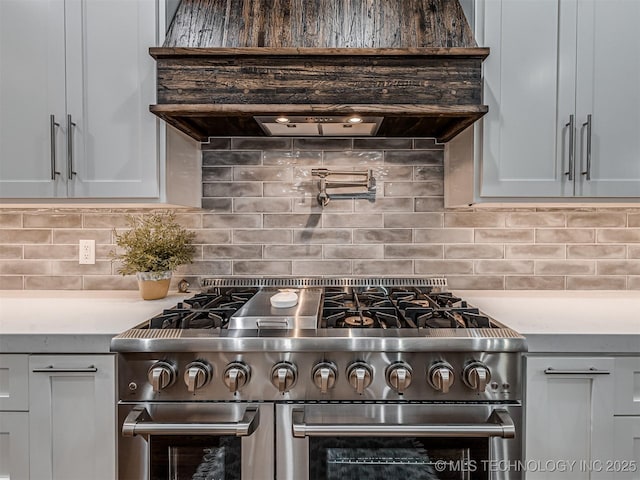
xmin=111 ymin=278 xmax=527 ymax=480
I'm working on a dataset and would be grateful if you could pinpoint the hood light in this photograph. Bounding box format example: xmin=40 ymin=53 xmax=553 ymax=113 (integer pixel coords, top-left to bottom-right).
xmin=348 ymin=116 xmax=363 ymax=124
xmin=275 ymin=117 xmax=290 ymax=124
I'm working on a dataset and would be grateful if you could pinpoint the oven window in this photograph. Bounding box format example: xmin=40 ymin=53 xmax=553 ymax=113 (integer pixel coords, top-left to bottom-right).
xmin=149 ymin=435 xmax=241 ymax=480
xmin=309 ymin=437 xmax=488 ymax=480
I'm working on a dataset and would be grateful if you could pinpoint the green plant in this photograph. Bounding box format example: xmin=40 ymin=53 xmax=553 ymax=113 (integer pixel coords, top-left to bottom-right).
xmin=112 ymin=212 xmax=196 ymax=275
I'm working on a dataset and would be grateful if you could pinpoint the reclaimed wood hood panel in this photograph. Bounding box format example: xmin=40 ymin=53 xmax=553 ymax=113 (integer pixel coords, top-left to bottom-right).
xmin=164 ymin=0 xmax=476 ymax=48
xmin=152 ymin=0 xmax=488 ymax=142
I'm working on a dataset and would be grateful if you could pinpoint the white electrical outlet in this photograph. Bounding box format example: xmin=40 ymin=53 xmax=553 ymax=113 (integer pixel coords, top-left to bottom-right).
xmin=79 ymin=239 xmax=96 ymax=265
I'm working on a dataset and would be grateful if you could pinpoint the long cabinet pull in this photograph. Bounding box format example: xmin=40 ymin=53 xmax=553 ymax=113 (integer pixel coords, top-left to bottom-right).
xmin=32 ymin=365 xmax=98 ymax=373
xmin=544 ymin=367 xmax=609 ymax=375
xmin=49 ymin=115 xmax=61 ymax=180
xmin=67 ymin=114 xmax=77 ymax=180
xmin=581 ymin=114 xmax=592 ymax=181
xmin=565 ymin=114 xmax=575 ymax=181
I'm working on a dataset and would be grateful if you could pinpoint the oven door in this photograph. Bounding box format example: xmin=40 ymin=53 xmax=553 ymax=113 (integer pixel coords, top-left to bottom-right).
xmin=276 ymin=403 xmax=522 ymax=480
xmin=118 ymin=402 xmax=273 ymax=480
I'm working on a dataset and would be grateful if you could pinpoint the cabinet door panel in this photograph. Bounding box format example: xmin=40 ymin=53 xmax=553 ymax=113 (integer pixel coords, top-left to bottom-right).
xmin=65 ymin=0 xmax=159 ymax=198
xmin=479 ymin=0 xmax=575 ymax=197
xmin=526 ymin=356 xmax=615 ymax=480
xmin=29 ymin=355 xmax=116 ymax=480
xmin=0 ymin=0 xmax=67 ymax=198
xmin=0 ymin=412 xmax=29 ymax=480
xmin=613 ymin=417 xmax=640 ymax=480
xmin=575 ymin=0 xmax=640 ymax=197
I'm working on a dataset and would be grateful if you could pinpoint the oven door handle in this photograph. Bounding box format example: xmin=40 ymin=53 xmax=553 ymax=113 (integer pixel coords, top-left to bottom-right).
xmin=291 ymin=408 xmax=515 ymax=439
xmin=122 ymin=406 xmax=260 ymax=439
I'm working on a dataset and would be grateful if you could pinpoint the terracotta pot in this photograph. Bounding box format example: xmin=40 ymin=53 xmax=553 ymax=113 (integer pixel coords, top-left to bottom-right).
xmin=136 ymin=271 xmax=172 ymax=300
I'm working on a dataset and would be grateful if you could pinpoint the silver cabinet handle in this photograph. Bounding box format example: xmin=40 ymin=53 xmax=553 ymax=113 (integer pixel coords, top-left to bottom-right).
xmin=122 ymin=406 xmax=259 ymax=438
xmin=565 ymin=114 xmax=575 ymax=181
xmin=67 ymin=114 xmax=77 ymax=180
xmin=50 ymin=115 xmax=60 ymax=180
xmin=581 ymin=114 xmax=592 ymax=180
xmin=544 ymin=367 xmax=609 ymax=375
xmin=292 ymin=408 xmax=515 ymax=439
xmin=32 ymin=365 xmax=98 ymax=373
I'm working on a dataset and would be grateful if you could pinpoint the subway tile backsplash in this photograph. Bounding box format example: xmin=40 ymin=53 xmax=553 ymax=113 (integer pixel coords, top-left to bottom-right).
xmin=1 ymin=136 xmax=640 ymax=290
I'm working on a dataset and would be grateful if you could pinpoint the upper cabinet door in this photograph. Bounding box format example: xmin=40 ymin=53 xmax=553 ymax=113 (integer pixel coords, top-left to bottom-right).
xmin=0 ymin=0 xmax=67 ymax=198
xmin=65 ymin=0 xmax=160 ymax=198
xmin=479 ymin=0 xmax=576 ymax=197
xmin=574 ymin=0 xmax=640 ymax=197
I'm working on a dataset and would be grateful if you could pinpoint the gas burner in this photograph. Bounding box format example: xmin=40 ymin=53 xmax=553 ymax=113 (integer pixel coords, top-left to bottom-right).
xmin=322 ymin=307 xmax=402 ymax=329
xmin=344 ymin=315 xmax=374 ymax=327
xmin=405 ymin=299 xmax=432 ymax=308
xmin=410 ymin=309 xmax=492 ymax=329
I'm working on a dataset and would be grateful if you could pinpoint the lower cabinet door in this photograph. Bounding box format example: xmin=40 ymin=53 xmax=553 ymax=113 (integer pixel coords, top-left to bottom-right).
xmin=613 ymin=417 xmax=640 ymax=480
xmin=525 ymin=356 xmax=615 ymax=479
xmin=0 ymin=412 xmax=29 ymax=480
xmin=29 ymin=355 xmax=116 ymax=480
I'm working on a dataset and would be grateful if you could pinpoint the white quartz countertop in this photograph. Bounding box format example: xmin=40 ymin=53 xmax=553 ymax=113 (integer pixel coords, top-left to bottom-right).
xmin=454 ymin=290 xmax=640 ymax=353
xmin=1 ymin=290 xmax=638 ymax=354
xmin=0 ymin=290 xmax=188 ymax=353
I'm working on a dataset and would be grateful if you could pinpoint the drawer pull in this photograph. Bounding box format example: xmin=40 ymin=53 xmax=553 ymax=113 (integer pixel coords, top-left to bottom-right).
xmin=544 ymin=367 xmax=609 ymax=375
xmin=32 ymin=365 xmax=98 ymax=373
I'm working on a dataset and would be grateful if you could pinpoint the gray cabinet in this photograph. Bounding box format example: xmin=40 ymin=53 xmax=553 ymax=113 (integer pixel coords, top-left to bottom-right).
xmin=0 ymin=0 xmax=160 ymax=199
xmin=29 ymin=355 xmax=116 ymax=480
xmin=475 ymin=0 xmax=640 ymax=200
xmin=612 ymin=357 xmax=640 ymax=479
xmin=525 ymin=356 xmax=615 ymax=479
xmin=526 ymin=356 xmax=640 ymax=480
xmin=0 ymin=355 xmax=30 ymax=480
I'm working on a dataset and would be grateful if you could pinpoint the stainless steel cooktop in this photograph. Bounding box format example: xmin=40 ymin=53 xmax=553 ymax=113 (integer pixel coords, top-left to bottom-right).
xmin=112 ymin=277 xmax=526 ymax=354
xmin=112 ymin=278 xmax=527 ymax=403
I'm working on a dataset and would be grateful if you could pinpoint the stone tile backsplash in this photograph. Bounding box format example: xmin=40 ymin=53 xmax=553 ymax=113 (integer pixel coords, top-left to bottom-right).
xmin=1 ymin=136 xmax=640 ymax=290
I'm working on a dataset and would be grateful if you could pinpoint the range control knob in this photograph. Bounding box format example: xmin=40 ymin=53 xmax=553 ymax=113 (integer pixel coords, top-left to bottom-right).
xmin=223 ymin=362 xmax=250 ymax=393
xmin=428 ymin=362 xmax=455 ymax=393
xmin=184 ymin=361 xmax=213 ymax=393
xmin=312 ymin=362 xmax=338 ymax=394
xmin=148 ymin=361 xmax=177 ymax=393
xmin=463 ymin=362 xmax=491 ymax=393
xmin=271 ymin=362 xmax=298 ymax=393
xmin=386 ymin=362 xmax=413 ymax=394
xmin=347 ymin=362 xmax=373 ymax=395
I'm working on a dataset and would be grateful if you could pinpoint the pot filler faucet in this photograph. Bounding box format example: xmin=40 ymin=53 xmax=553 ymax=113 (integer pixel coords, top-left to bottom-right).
xmin=311 ymin=168 xmax=375 ymax=206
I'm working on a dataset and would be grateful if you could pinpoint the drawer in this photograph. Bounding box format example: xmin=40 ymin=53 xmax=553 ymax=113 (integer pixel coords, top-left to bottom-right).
xmin=0 ymin=355 xmax=29 ymax=411
xmin=615 ymin=357 xmax=640 ymax=415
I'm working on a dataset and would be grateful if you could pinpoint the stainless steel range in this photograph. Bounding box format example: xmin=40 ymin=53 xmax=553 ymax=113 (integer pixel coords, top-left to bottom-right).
xmin=112 ymin=278 xmax=527 ymax=480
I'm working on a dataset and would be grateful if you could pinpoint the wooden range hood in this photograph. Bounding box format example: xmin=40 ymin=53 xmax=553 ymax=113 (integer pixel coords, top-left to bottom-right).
xmin=152 ymin=0 xmax=489 ymax=142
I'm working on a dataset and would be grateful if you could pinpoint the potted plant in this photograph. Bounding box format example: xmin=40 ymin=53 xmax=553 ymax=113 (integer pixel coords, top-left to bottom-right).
xmin=112 ymin=212 xmax=196 ymax=300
